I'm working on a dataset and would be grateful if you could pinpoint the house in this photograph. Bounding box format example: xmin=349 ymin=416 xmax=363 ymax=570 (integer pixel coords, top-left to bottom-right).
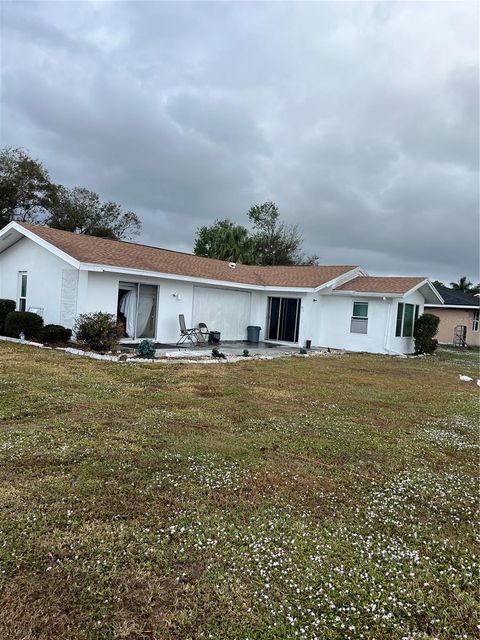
xmin=425 ymin=285 xmax=480 ymax=347
xmin=0 ymin=222 xmax=442 ymax=355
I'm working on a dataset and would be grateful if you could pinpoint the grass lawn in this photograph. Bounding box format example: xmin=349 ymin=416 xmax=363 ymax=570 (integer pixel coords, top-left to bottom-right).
xmin=0 ymin=344 xmax=478 ymax=640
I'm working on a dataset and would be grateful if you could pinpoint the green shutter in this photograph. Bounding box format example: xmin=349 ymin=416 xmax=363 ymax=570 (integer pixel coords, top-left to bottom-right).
xmin=396 ymin=303 xmax=403 ymax=337
xmin=403 ymin=304 xmax=414 ymax=337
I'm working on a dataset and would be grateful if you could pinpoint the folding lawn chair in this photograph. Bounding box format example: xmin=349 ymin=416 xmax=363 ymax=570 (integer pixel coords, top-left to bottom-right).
xmin=176 ymin=314 xmax=199 ymax=345
xmin=196 ymin=322 xmax=210 ymax=345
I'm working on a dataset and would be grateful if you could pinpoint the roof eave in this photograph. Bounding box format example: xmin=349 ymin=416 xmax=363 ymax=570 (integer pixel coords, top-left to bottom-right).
xmin=329 ymin=290 xmax=403 ymax=298
xmin=1 ymin=222 xmax=81 ymax=268
xmin=404 ymin=279 xmax=444 ymax=304
xmin=80 ymin=263 xmax=320 ymax=292
xmin=425 ymin=303 xmax=480 ymax=310
xmin=315 ymin=266 xmax=367 ymax=293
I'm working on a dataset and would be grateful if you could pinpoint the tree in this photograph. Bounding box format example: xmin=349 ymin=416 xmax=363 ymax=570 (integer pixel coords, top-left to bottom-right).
xmin=193 ymin=203 xmax=318 ymax=265
xmin=432 ymin=280 xmax=445 ymax=288
xmin=414 ymin=313 xmax=440 ymax=355
xmin=248 ymin=202 xmax=318 ymax=265
xmin=194 ymin=219 xmax=255 ymax=262
xmin=45 ymin=186 xmax=141 ymax=240
xmin=0 ymin=147 xmax=57 ymax=228
xmin=450 ymin=276 xmax=474 ymax=292
xmin=0 ymin=146 xmax=142 ymax=239
xmin=248 ymin=201 xmax=306 ymax=266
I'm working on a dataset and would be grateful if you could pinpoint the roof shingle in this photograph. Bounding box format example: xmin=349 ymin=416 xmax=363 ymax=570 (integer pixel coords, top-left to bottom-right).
xmin=19 ymin=223 xmax=357 ymax=288
xmin=429 ymin=285 xmax=480 ymax=308
xmin=336 ymin=276 xmax=425 ymax=294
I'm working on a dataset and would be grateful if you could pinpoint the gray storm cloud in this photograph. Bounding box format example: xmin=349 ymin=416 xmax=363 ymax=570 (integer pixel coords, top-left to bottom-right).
xmin=1 ymin=1 xmax=478 ymax=281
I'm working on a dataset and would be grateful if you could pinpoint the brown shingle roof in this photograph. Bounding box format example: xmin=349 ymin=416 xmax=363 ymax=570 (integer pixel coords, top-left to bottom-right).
xmin=335 ymin=276 xmax=425 ymax=294
xmin=19 ymin=223 xmax=357 ymax=288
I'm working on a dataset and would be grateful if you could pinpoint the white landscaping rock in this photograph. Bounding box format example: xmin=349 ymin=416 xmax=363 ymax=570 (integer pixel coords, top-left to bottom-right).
xmin=163 ymin=350 xmax=207 ymax=359
xmin=0 ymin=333 xmax=345 ymax=365
xmin=0 ymin=335 xmax=44 ymax=347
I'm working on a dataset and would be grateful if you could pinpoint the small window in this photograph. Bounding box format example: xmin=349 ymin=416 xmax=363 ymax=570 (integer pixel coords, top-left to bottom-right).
xmin=18 ymin=272 xmax=27 ymax=312
xmin=395 ymin=302 xmax=418 ymax=337
xmin=351 ymin=301 xmax=368 ymax=334
xmin=473 ymin=310 xmax=479 ymax=332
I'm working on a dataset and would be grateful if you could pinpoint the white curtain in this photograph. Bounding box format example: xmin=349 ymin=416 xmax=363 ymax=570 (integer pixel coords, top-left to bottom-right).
xmin=136 ymin=293 xmax=154 ymax=337
xmin=119 ymin=290 xmax=137 ymax=338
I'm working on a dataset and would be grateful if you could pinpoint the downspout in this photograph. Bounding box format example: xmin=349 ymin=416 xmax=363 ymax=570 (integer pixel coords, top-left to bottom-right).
xmin=383 ymin=297 xmax=406 ymax=357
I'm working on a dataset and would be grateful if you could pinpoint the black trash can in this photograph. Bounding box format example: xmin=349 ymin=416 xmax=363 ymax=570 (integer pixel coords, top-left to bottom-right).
xmin=247 ymin=325 xmax=261 ymax=343
xmin=208 ymin=331 xmax=221 ymax=344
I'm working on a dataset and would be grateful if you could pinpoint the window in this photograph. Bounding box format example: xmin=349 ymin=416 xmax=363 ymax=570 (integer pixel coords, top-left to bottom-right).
xmin=267 ymin=297 xmax=301 ymax=342
xmin=473 ymin=310 xmax=479 ymax=332
xmin=351 ymin=301 xmax=368 ymax=334
xmin=18 ymin=272 xmax=27 ymax=311
xmin=403 ymin=304 xmax=414 ymax=337
xmin=396 ymin=302 xmax=420 ymax=337
xmin=117 ymin=282 xmax=158 ymax=339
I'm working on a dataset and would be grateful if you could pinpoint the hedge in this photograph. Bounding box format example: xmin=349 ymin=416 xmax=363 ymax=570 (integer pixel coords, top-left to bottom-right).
xmin=0 ymin=299 xmax=16 ymax=334
xmin=4 ymin=311 xmax=44 ymax=340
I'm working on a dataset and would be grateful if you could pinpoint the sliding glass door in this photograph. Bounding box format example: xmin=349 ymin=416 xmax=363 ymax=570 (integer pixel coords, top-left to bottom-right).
xmin=117 ymin=282 xmax=158 ymax=339
xmin=267 ymin=297 xmax=300 ymax=343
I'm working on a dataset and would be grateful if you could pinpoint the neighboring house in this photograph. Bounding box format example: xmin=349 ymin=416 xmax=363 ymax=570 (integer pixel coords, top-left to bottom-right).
xmin=425 ymin=285 xmax=480 ymax=347
xmin=0 ymin=222 xmax=442 ymax=355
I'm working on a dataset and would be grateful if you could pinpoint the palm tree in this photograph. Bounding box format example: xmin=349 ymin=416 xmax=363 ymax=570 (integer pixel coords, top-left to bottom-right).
xmin=450 ymin=276 xmax=473 ymax=292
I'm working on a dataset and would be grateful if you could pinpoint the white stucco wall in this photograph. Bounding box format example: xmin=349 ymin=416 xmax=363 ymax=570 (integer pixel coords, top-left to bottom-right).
xmin=0 ymin=237 xmax=75 ymax=326
xmin=316 ymin=295 xmax=391 ymax=353
xmin=314 ymin=290 xmax=425 ymax=355
xmin=84 ymin=273 xmax=264 ymax=343
xmin=386 ymin=290 xmax=424 ymax=355
xmin=83 ymin=271 xmax=197 ymax=343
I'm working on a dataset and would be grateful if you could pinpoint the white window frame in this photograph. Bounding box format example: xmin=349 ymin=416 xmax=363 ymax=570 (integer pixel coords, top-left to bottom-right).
xmin=396 ymin=303 xmax=420 ymax=338
xmin=473 ymin=310 xmax=479 ymax=332
xmin=17 ymin=271 xmax=27 ymax=312
xmin=350 ymin=301 xmax=368 ymax=334
xmin=117 ymin=281 xmax=159 ymax=340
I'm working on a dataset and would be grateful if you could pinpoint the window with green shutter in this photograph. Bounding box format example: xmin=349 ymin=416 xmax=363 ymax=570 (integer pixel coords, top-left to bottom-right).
xmin=351 ymin=302 xmax=368 ymax=334
xmin=403 ymin=304 xmax=414 ymax=337
xmin=396 ymin=303 xmax=404 ymax=337
xmin=395 ymin=302 xmax=418 ymax=337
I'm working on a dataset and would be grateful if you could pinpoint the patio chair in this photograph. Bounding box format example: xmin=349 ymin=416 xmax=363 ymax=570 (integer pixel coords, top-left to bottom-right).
xmin=176 ymin=314 xmax=199 ymax=345
xmin=196 ymin=322 xmax=209 ymax=345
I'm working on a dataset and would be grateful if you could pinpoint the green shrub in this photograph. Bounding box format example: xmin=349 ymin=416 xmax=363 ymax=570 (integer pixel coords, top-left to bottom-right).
xmin=4 ymin=311 xmax=44 ymax=340
xmin=74 ymin=312 xmax=123 ymax=352
xmin=299 ymin=348 xmax=307 ymax=355
xmin=138 ymin=339 xmax=156 ymax=359
xmin=40 ymin=324 xmax=72 ymax=345
xmin=414 ymin=313 xmax=440 ymax=354
xmin=0 ymin=299 xmax=16 ymax=334
xmin=242 ymin=349 xmax=250 ymax=357
xmin=212 ymin=348 xmax=226 ymax=359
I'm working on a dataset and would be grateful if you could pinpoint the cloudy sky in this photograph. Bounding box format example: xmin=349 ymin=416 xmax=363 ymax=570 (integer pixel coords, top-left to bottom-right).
xmin=1 ymin=1 xmax=478 ymax=282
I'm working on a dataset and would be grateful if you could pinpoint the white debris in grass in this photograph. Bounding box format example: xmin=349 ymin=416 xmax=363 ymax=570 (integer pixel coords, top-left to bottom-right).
xmin=420 ymin=415 xmax=479 ymax=451
xmin=150 ymin=453 xmax=250 ymax=492
xmin=154 ymin=470 xmax=478 ymax=640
